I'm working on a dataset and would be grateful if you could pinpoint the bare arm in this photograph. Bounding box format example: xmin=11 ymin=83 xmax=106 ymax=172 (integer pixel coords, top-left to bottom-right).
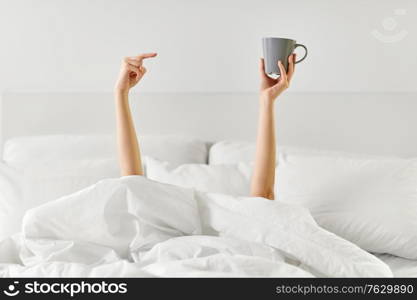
xmin=250 ymin=54 xmax=296 ymax=199
xmin=114 ymin=53 xmax=157 ymax=176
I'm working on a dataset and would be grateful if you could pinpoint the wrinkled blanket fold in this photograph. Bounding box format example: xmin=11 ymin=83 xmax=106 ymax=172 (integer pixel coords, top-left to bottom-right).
xmin=0 ymin=176 xmax=392 ymax=277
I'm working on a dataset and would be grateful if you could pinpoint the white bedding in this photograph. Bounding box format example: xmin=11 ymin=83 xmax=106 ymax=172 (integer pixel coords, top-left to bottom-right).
xmin=376 ymin=254 xmax=417 ymax=277
xmin=0 ymin=176 xmax=392 ymax=277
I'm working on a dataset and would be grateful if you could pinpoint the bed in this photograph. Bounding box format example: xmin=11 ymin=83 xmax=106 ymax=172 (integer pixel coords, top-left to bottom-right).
xmin=1 ymin=91 xmax=417 ymax=277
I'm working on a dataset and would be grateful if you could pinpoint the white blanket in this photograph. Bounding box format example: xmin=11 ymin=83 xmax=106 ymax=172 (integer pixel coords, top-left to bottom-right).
xmin=0 ymin=176 xmax=392 ymax=277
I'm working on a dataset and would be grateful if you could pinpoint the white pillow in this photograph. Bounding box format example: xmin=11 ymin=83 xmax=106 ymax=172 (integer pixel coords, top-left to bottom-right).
xmin=276 ymin=152 xmax=417 ymax=259
xmin=0 ymin=163 xmax=23 ymax=240
xmin=209 ymin=141 xmax=256 ymax=165
xmin=209 ymin=140 xmax=388 ymax=165
xmin=3 ymin=135 xmax=115 ymax=168
xmin=22 ymin=158 xmax=120 ymax=207
xmin=145 ymin=157 xmax=251 ymax=196
xmin=3 ymin=134 xmax=208 ymax=169
xmin=140 ymin=135 xmax=208 ymax=166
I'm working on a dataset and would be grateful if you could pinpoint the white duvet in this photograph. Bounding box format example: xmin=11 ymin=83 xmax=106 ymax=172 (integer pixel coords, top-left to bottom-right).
xmin=0 ymin=176 xmax=392 ymax=277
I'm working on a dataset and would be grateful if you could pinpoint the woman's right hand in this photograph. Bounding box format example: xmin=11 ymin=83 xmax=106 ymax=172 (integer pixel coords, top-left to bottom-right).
xmin=115 ymin=53 xmax=157 ymax=94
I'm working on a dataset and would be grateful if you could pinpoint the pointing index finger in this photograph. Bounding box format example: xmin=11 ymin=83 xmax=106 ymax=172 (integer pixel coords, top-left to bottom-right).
xmin=137 ymin=52 xmax=157 ymax=60
xmin=127 ymin=53 xmax=158 ymax=63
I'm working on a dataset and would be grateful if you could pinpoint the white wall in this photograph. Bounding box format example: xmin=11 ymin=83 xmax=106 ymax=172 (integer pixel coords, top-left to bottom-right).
xmin=0 ymin=0 xmax=415 ymax=93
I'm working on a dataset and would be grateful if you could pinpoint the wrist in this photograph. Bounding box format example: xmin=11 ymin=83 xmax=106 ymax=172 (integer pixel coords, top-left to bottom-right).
xmin=259 ymin=95 xmax=275 ymax=109
xmin=114 ymin=88 xmax=129 ymax=99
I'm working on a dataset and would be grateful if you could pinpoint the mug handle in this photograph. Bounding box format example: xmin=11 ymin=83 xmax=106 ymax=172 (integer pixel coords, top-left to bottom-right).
xmin=294 ymin=44 xmax=308 ymax=64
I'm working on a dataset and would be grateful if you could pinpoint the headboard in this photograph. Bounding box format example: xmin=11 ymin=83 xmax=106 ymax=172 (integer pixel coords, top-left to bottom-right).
xmin=1 ymin=91 xmax=417 ymax=157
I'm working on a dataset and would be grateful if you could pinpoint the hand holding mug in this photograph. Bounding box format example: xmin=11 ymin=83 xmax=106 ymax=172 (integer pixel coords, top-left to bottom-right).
xmin=262 ymin=37 xmax=307 ymax=77
xmin=259 ymin=53 xmax=296 ymax=102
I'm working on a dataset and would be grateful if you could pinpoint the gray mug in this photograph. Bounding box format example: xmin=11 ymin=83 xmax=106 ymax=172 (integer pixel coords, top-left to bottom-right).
xmin=262 ymin=37 xmax=308 ymax=77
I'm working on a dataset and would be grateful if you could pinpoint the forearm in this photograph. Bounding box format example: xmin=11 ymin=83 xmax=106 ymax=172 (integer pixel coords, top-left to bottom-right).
xmin=115 ymin=90 xmax=143 ymax=176
xmin=250 ymin=96 xmax=276 ymax=199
